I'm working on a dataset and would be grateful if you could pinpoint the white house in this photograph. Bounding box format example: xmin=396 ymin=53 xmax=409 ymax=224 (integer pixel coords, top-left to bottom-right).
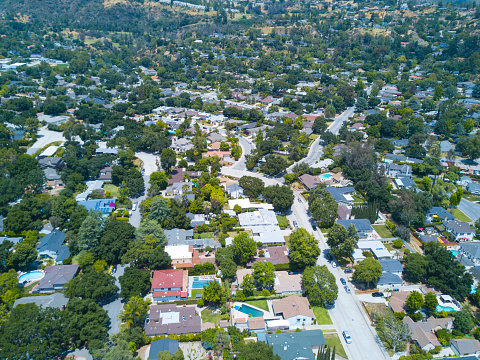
xmin=445 ymin=220 xmax=475 ymax=241
xmin=272 ymin=295 xmax=314 ymax=329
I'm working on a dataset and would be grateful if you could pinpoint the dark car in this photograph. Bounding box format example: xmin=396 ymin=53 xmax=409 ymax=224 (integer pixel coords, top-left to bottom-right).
xmin=340 ymin=278 xmax=347 ymax=285
xmin=372 ymin=292 xmax=384 ymax=298
xmin=344 ymin=268 xmax=353 ymax=273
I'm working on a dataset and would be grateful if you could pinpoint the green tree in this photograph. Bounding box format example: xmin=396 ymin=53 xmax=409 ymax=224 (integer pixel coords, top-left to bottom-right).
xmin=119 ymin=295 xmax=150 ymax=328
xmin=232 ymin=232 xmax=257 ymax=266
xmin=260 ymin=155 xmax=288 ymax=176
xmin=238 ymin=176 xmax=265 ymax=198
xmin=119 ymin=267 xmax=151 ymax=300
xmin=262 ymin=184 xmax=294 ymax=213
xmin=94 ymin=339 xmax=136 ymax=360
xmin=252 ymin=261 xmax=275 ymax=290
xmin=325 ymin=105 xmax=336 ymax=119
xmin=403 ymin=253 xmax=427 ymax=283
xmin=65 ymin=267 xmax=118 ymax=303
xmin=160 ymin=148 xmax=177 ymax=172
xmin=241 ymin=274 xmax=255 ymax=297
xmin=308 ymin=187 xmax=339 ymax=228
xmin=454 ymin=308 xmax=474 ymax=334
xmin=406 ymin=291 xmax=424 ymax=312
xmin=377 ymin=314 xmax=411 ymax=353
xmin=424 ymin=292 xmax=438 ymax=314
xmin=327 ymin=223 xmax=359 ymax=260
xmin=289 ymin=228 xmax=321 ymax=269
xmin=312 ymin=116 xmax=328 ymax=134
xmin=149 ymin=197 xmax=171 ymax=224
xmin=353 ymin=257 xmax=382 ymax=287
xmin=236 ymin=340 xmax=281 ymax=360
xmin=135 ymin=219 xmax=167 ymax=245
xmin=94 ymin=219 xmax=136 ymax=265
xmin=10 ymin=242 xmax=37 ymax=270
xmin=301 ymin=265 xmax=338 ymax=306
xmin=202 ymin=280 xmax=225 ymax=307
xmin=77 ymin=212 xmax=104 ymax=250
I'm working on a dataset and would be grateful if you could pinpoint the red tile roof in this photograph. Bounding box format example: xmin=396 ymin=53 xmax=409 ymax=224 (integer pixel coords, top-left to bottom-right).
xmin=152 ymin=269 xmax=184 ymax=290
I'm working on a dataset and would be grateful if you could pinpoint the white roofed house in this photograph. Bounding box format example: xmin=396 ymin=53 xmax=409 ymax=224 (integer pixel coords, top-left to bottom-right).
xmin=445 ymin=220 xmax=475 ymax=242
xmin=271 ymin=295 xmax=314 ymax=329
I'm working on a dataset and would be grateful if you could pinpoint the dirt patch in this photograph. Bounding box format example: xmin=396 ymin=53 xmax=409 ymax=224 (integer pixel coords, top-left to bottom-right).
xmin=363 ymin=302 xmax=391 ymax=324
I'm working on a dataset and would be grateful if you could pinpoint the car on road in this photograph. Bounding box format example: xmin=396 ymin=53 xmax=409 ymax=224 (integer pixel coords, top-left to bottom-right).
xmin=141 ymin=169 xmax=145 ymax=175
xmin=343 ymin=330 xmax=352 ymax=344
xmin=112 ymin=265 xmax=117 ymax=274
xmin=372 ymin=292 xmax=384 ymax=298
xmin=340 ymin=278 xmax=347 ymax=285
xmin=293 ymin=220 xmax=298 ymax=228
xmin=344 ymin=268 xmax=353 ymax=273
xmin=132 ymin=202 xmax=137 ymax=211
xmin=312 ymin=224 xmax=317 ymax=230
xmin=344 ymin=286 xmax=351 ymax=294
xmin=331 ymin=262 xmax=337 ymax=268
xmin=297 ymin=198 xmax=302 ymax=202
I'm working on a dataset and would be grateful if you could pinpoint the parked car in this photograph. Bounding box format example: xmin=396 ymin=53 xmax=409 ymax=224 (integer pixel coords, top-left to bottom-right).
xmin=344 ymin=286 xmax=351 ymax=294
xmin=344 ymin=268 xmax=353 ymax=274
xmin=372 ymin=292 xmax=384 ymax=298
xmin=343 ymin=330 xmax=352 ymax=344
xmin=298 ymin=198 xmax=302 ymax=202
xmin=132 ymin=202 xmax=137 ymax=211
xmin=340 ymin=278 xmax=347 ymax=285
xmin=312 ymin=224 xmax=317 ymax=230
xmin=331 ymin=262 xmax=337 ymax=268
xmin=293 ymin=220 xmax=298 ymax=228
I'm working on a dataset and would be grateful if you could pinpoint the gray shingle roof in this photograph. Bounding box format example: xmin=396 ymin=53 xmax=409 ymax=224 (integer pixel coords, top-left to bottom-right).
xmin=379 ymin=259 xmax=403 ymax=273
xmin=149 ymin=339 xmax=179 ymax=360
xmin=13 ymin=293 xmax=69 ymax=309
xmin=262 ymin=330 xmax=326 ymax=360
xmin=337 ymin=219 xmax=373 ymax=232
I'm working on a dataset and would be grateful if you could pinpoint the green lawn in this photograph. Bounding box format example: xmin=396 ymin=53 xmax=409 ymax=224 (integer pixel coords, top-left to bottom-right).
xmin=372 ymin=225 xmax=393 ymax=238
xmin=452 ymin=208 xmax=472 ymax=222
xmin=324 ymin=334 xmax=348 ymax=359
xmin=22 ymin=281 xmax=39 ymax=293
xmin=276 ymin=216 xmax=289 ymax=229
xmin=194 ymin=232 xmax=214 ymax=239
xmin=103 ymin=184 xmax=120 ymax=197
xmin=201 ymin=309 xmax=220 ymax=324
xmin=245 ymin=299 xmax=269 ymax=312
xmin=312 ymin=306 xmax=333 ymax=325
xmin=190 ymin=289 xmax=203 ymax=299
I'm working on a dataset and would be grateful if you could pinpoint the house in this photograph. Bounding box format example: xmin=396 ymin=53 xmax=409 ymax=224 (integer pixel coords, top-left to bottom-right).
xmin=326 ymin=186 xmax=355 ymax=205
xmin=38 ymin=157 xmax=64 ymax=169
xmin=208 ymin=133 xmax=227 ymax=143
xmin=388 ymin=291 xmax=411 ymax=314
xmin=426 ymin=207 xmax=456 ymax=224
xmin=0 ymin=236 xmax=23 ymax=247
xmin=78 ymin=198 xmax=116 ymax=214
xmin=273 ymin=271 xmax=303 ymax=295
xmin=248 ymin=317 xmax=266 ymax=333
xmin=467 ymin=182 xmax=480 ymax=195
xmin=37 ymin=230 xmax=70 ymax=263
xmin=147 ymin=339 xmax=180 ymax=360
xmin=404 ymin=316 xmax=453 ymax=352
xmin=247 ymin=246 xmax=289 ymax=267
xmin=151 ymin=269 xmax=188 ymax=302
xmin=445 ymin=220 xmax=475 ymax=241
xmin=238 ymin=209 xmax=278 ymax=227
xmin=458 ymin=176 xmax=473 ymax=187
xmin=226 ymin=183 xmax=244 ymax=199
xmin=34 ymin=265 xmax=79 ymax=293
xmin=186 ymin=213 xmax=209 ymax=228
xmin=43 ymin=168 xmax=61 ymax=181
xmin=258 ymin=330 xmax=326 ymax=360
xmin=272 ymin=295 xmax=314 ymax=329
xmin=164 ymin=245 xmax=199 ymax=268
xmin=378 ymin=163 xmax=412 ymax=178
xmin=379 ymin=259 xmax=403 ymax=277
xmin=145 ymin=304 xmax=201 ymax=335
xmin=459 ymin=243 xmax=480 ymax=266
xmin=395 ymin=177 xmax=417 ymax=190
xmin=357 ymin=241 xmax=393 ymax=260
xmin=234 ymin=317 xmax=248 ymax=331
xmin=235 ymin=268 xmax=253 ymax=286
xmin=13 ymin=292 xmax=69 ymax=309
xmin=377 ymin=272 xmax=403 ymax=289
xmin=337 ymin=219 xmax=374 ymax=239
xmin=439 ymin=141 xmax=455 ymax=153
xmin=337 ymin=205 xmax=352 ymax=220
xmin=298 ymin=174 xmax=321 ymax=190
xmin=98 ymin=166 xmax=113 ymax=181
xmin=165 ymin=229 xmax=214 ymax=249
xmin=165 ymin=182 xmax=192 ymax=196
xmin=250 ymin=225 xmax=285 ymax=246
xmin=451 ymin=339 xmax=480 ymax=356
xmin=171 ymin=138 xmax=194 ymax=153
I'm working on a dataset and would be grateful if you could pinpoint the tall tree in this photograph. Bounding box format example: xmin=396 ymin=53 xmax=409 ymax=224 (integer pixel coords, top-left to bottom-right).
xmin=148 ymin=196 xmax=171 ymax=224
xmin=352 ymin=257 xmax=382 ymax=287
xmin=119 ymin=295 xmax=150 ymax=328
xmin=160 ymin=148 xmax=177 ymax=172
xmin=377 ymin=314 xmax=411 ymax=353
xmin=327 ymin=223 xmax=359 ymax=260
xmin=232 ymin=232 xmax=257 ymax=266
xmin=406 ymin=291 xmax=424 ymax=312
xmin=308 ymin=186 xmax=338 ymax=228
xmin=77 ymin=211 xmax=104 ymax=250
xmin=65 ymin=267 xmax=118 ymax=303
xmin=301 ymin=265 xmax=338 ymax=306
xmin=262 ymin=184 xmax=294 ymax=213
xmin=289 ymin=228 xmax=321 ymax=269
xmin=238 ymin=176 xmax=264 ymax=198
xmin=118 ymin=267 xmax=151 ymax=300
xmin=252 ymin=261 xmax=275 ymax=290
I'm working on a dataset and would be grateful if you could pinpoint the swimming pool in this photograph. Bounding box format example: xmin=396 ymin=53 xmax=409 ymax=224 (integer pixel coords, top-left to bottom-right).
xmin=436 ymin=304 xmax=457 ymax=313
xmin=192 ymin=279 xmax=219 ymax=289
xmin=449 ymin=250 xmax=459 ymax=257
xmin=235 ymin=304 xmax=264 ymax=317
xmin=319 ymin=173 xmax=333 ymax=180
xmin=18 ymin=271 xmax=43 ymax=283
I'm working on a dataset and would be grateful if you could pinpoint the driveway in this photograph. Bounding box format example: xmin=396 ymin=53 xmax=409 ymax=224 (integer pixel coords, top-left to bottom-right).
xmin=458 ymin=198 xmax=480 ymax=222
xmin=27 ymin=126 xmax=67 ymax=155
xmin=102 ymin=264 xmax=127 ymax=335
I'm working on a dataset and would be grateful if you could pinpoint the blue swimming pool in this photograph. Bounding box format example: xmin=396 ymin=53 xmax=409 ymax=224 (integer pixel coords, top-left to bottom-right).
xmin=436 ymin=304 xmax=457 ymax=313
xmin=192 ymin=279 xmax=219 ymax=289
xmin=449 ymin=250 xmax=459 ymax=257
xmin=235 ymin=304 xmax=264 ymax=317
xmin=319 ymin=173 xmax=333 ymax=179
xmin=18 ymin=271 xmax=43 ymax=283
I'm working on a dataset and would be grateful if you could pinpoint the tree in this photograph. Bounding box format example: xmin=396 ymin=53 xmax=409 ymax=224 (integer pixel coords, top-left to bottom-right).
xmin=352 ymin=257 xmax=382 ymax=287
xmin=157 ymin=349 xmax=185 ymax=360
xmin=202 ymin=280 xmax=224 ymax=307
xmin=424 ymin=292 xmax=438 ymax=314
xmin=119 ymin=267 xmax=151 ymax=300
xmin=135 ymin=219 xmax=167 ymax=245
xmin=260 ymin=155 xmax=288 ymax=176
xmin=219 ymin=258 xmax=237 ymax=280
xmin=77 ymin=212 xmax=104 ymax=250
xmin=149 ymin=197 xmax=171 ymax=224
xmin=232 ymin=232 xmax=257 ymax=266
xmin=65 ymin=267 xmax=118 ymax=303
xmin=252 ymin=261 xmax=275 ymax=290
xmin=164 ymin=200 xmax=191 ymax=229
xmin=236 ymin=340 xmax=281 ymax=360
xmin=262 ymin=184 xmax=294 ymax=213
xmin=454 ymin=308 xmax=474 ymax=334
xmin=406 ymin=291 xmax=424 ymax=312
xmin=377 ymin=314 xmax=411 ymax=352
xmin=457 ymin=136 xmax=480 ymax=161
xmin=238 ymin=176 xmax=265 ymax=198
xmin=327 ymin=223 xmax=359 ymax=259
xmin=312 ymin=116 xmax=328 ymax=133
xmin=374 ymin=139 xmax=394 ymax=153
xmin=94 ymin=219 xmax=136 ymax=265
xmin=289 ymin=228 xmax=321 ymax=269
xmin=213 ymin=330 xmax=230 ymax=355
xmin=241 ymin=274 xmax=255 ymax=297
xmin=403 ymin=253 xmax=427 ymax=283
xmin=10 ymin=242 xmax=37 ymax=270
xmin=301 ymin=265 xmax=338 ymax=306
xmin=325 ymin=105 xmax=336 ymax=119
xmin=160 ymin=148 xmax=177 ymax=172
xmin=94 ymin=339 xmax=136 ymax=360
xmin=308 ymin=187 xmax=339 ymax=228
xmin=119 ymin=295 xmax=150 ymax=328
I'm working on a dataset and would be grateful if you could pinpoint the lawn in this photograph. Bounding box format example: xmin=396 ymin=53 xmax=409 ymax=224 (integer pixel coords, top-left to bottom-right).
xmin=103 ymin=184 xmax=120 ymax=197
xmin=195 ymin=232 xmax=214 ymax=239
xmin=452 ymin=208 xmax=472 ymax=222
xmin=201 ymin=309 xmax=220 ymax=324
xmin=312 ymin=306 xmax=333 ymax=325
xmin=276 ymin=216 xmax=289 ymax=229
xmin=324 ymin=334 xmax=347 ymax=359
xmin=22 ymin=281 xmax=39 ymax=294
xmin=190 ymin=289 xmax=203 ymax=299
xmin=245 ymin=299 xmax=269 ymax=312
xmin=372 ymin=225 xmax=393 ymax=238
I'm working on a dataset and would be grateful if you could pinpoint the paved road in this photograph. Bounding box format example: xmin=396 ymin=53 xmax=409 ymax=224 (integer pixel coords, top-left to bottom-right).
xmin=27 ymin=126 xmax=67 ymax=155
xmin=327 ymin=106 xmax=356 ymax=135
xmin=222 ymin=163 xmax=390 ymax=360
xmin=103 ymin=264 xmax=127 ymax=335
xmin=230 ymin=136 xmax=255 ymax=172
xmin=458 ymin=198 xmax=480 ymax=222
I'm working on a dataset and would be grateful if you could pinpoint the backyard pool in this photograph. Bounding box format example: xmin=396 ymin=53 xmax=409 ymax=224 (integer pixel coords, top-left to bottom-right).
xmin=235 ymin=304 xmax=264 ymax=317
xmin=319 ymin=173 xmax=333 ymax=180
xmin=18 ymin=271 xmax=43 ymax=283
xmin=436 ymin=305 xmax=457 ymax=313
xmin=449 ymin=250 xmax=459 ymax=257
xmin=191 ymin=278 xmax=219 ymax=289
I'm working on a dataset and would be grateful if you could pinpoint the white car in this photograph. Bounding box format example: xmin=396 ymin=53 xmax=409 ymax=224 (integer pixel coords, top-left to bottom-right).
xmin=132 ymin=203 xmax=137 ymax=211
xmin=343 ymin=330 xmax=352 ymax=344
xmin=331 ymin=262 xmax=337 ymax=268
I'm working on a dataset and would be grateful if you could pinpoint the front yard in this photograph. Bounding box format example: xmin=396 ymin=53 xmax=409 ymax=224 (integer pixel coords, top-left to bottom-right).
xmin=312 ymin=306 xmax=333 ymax=325
xmin=276 ymin=215 xmax=289 ymax=229
xmin=324 ymin=334 xmax=348 ymax=359
xmin=452 ymin=208 xmax=472 ymax=222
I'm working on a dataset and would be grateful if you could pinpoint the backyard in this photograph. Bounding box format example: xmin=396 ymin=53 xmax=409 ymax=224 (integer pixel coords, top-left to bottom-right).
xmin=201 ymin=309 xmax=220 ymax=324
xmin=372 ymin=225 xmax=393 ymax=239
xmin=312 ymin=306 xmax=333 ymax=325
xmin=324 ymin=333 xmax=347 ymax=359
xmin=103 ymin=184 xmax=120 ymax=197
xmin=244 ymin=299 xmax=269 ymax=312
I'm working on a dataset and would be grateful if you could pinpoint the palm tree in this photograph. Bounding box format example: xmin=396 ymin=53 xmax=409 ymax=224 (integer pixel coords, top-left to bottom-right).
xmin=118 ymin=295 xmax=150 ymax=328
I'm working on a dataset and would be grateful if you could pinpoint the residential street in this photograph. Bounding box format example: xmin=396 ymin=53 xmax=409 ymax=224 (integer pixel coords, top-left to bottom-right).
xmin=458 ymin=198 xmax=480 ymax=223
xmin=102 ymin=264 xmax=127 ymax=336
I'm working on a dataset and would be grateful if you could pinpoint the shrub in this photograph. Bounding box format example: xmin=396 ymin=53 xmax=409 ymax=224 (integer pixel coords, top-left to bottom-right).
xmin=394 ymin=312 xmax=406 ymax=320
xmin=197 ymin=298 xmax=204 ymax=307
xmin=409 ymin=312 xmax=423 ymax=322
xmin=393 ymin=239 xmax=403 ymax=249
xmin=260 ymin=289 xmax=270 ymax=296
